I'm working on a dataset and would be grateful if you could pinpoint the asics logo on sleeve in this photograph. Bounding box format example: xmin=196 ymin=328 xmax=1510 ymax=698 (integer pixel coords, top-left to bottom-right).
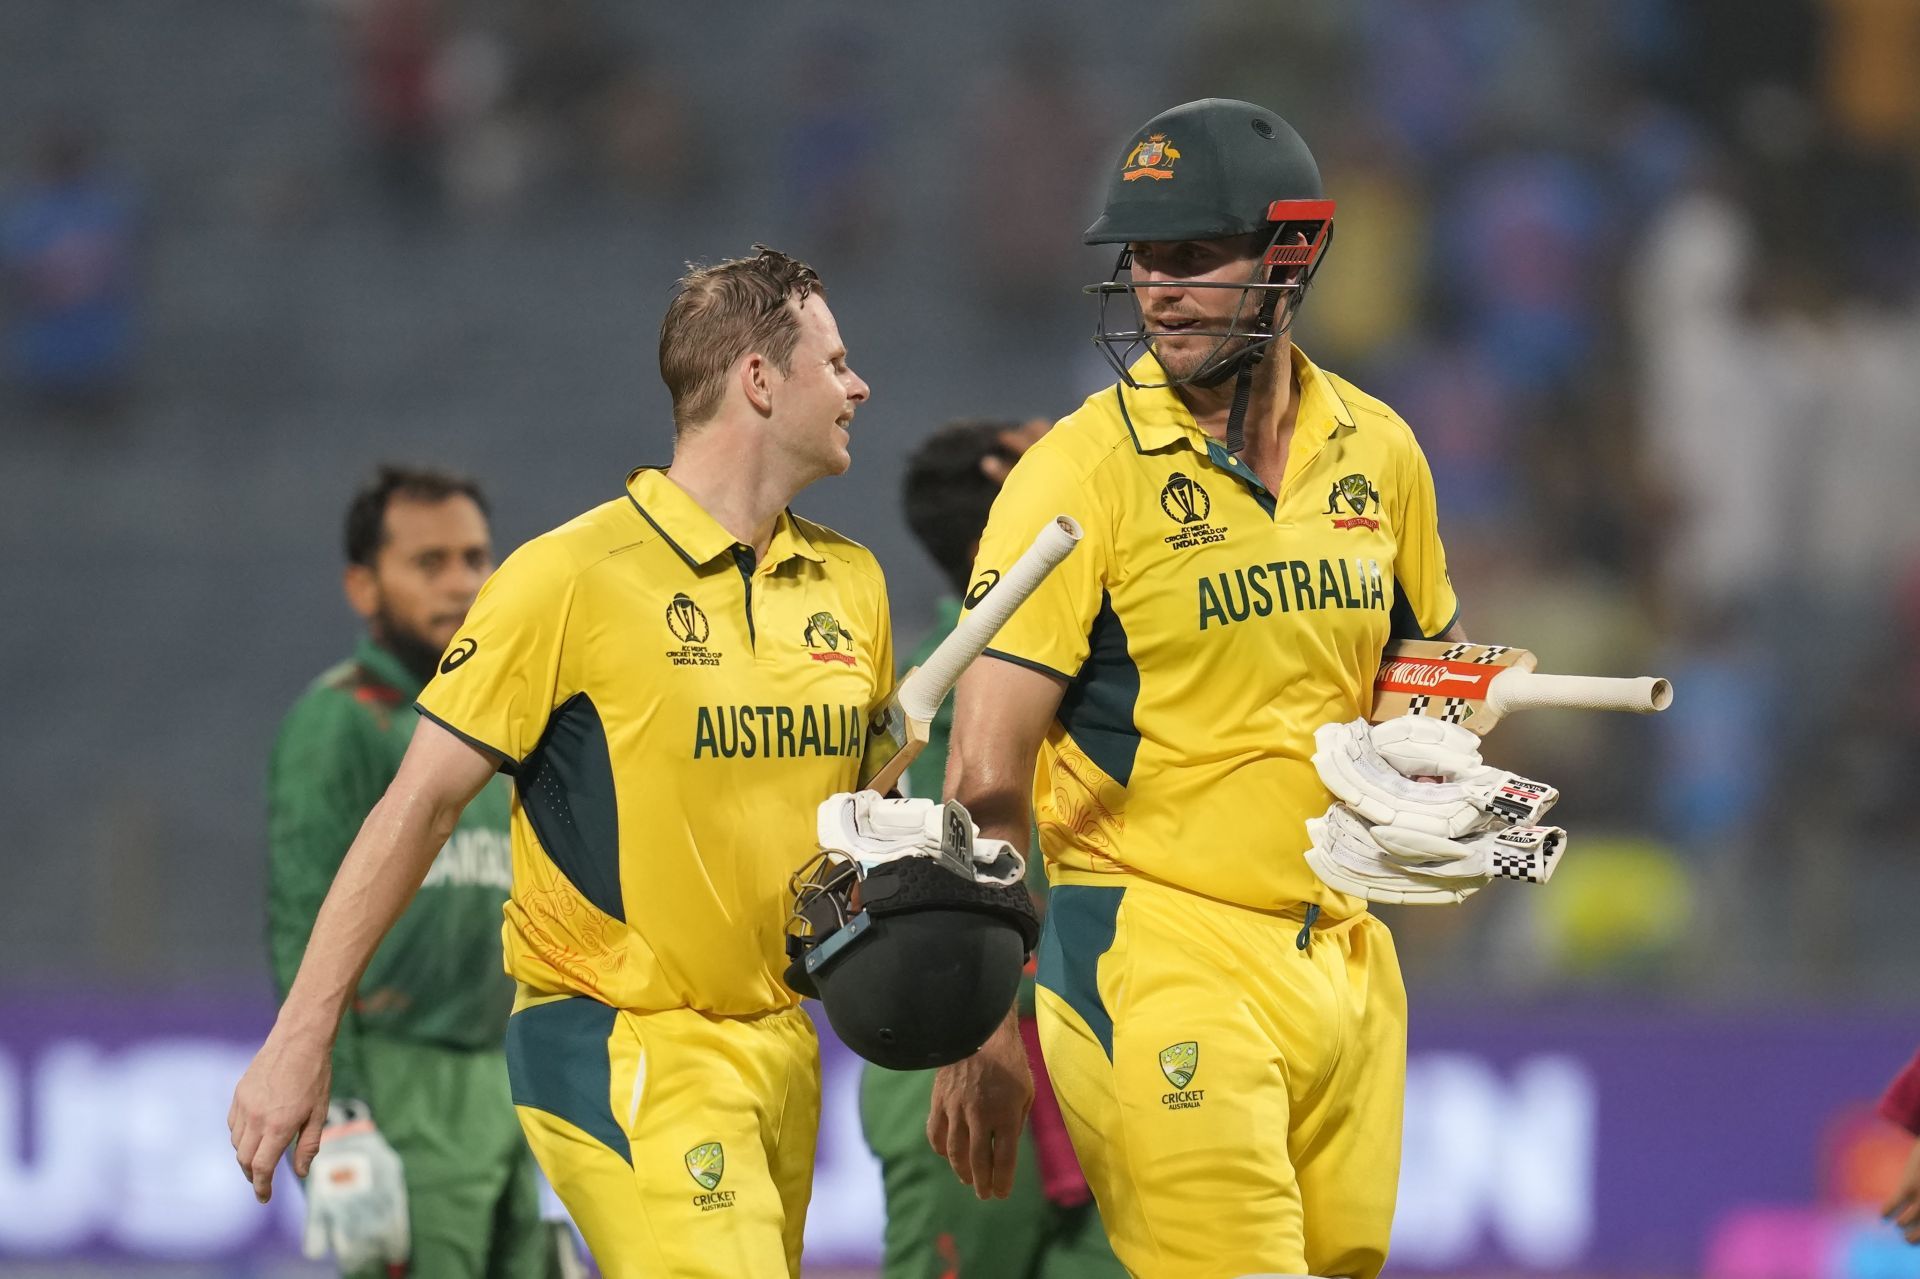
xmin=439 ymin=638 xmax=478 ymax=673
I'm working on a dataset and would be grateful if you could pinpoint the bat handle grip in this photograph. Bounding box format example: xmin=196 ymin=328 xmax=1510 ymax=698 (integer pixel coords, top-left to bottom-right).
xmin=1488 ymin=670 xmax=1673 ymax=716
xmin=898 ymin=515 xmax=1082 ymax=723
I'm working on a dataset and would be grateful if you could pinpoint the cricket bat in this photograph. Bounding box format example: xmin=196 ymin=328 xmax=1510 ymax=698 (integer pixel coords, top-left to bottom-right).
xmin=859 ymin=515 xmax=1083 ymax=793
xmin=1371 ymin=639 xmax=1672 ymax=735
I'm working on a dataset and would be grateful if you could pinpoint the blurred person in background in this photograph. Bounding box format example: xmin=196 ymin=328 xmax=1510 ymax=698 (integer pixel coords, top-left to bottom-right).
xmin=1879 ymin=1047 xmax=1920 ymax=1243
xmin=959 ymin=29 xmax=1103 ymax=341
xmin=343 ymin=0 xmax=448 ymax=212
xmin=861 ymin=418 xmax=1124 ymax=1279
xmin=233 ymin=247 xmax=883 ymax=1278
xmin=0 ymin=120 xmax=140 ymax=422
xmin=781 ymin=32 xmax=889 ymax=262
xmin=926 ymin=99 xmax=1568 ymax=1279
xmin=268 ymin=466 xmax=567 ymax=1277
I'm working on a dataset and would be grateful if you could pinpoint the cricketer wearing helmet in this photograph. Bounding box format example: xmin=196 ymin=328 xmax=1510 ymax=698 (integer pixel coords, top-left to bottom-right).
xmin=926 ymin=100 xmax=1568 ymax=1279
xmin=232 ymin=247 xmax=893 ymax=1279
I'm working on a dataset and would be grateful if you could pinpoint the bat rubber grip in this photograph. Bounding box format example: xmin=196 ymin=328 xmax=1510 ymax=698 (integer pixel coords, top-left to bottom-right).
xmin=1487 ymin=670 xmax=1673 ymax=717
xmin=898 ymin=515 xmax=1083 ymax=723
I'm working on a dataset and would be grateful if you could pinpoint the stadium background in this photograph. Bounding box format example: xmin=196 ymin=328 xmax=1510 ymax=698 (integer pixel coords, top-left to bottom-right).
xmin=5 ymin=1 xmax=1920 ymax=1275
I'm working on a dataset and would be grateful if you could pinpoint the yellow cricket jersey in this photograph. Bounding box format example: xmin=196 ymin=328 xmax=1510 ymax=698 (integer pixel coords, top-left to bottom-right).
xmin=968 ymin=346 xmax=1457 ymax=917
xmin=416 ymin=467 xmax=893 ymax=1015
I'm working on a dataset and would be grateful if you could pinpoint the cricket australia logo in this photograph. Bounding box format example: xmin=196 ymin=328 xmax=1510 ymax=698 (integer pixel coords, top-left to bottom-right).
xmin=1159 ymin=472 xmax=1227 ymax=551
xmin=1122 ymin=132 xmax=1181 ymax=182
xmin=1159 ymin=1041 xmax=1204 ymax=1109
xmin=1324 ymin=473 xmax=1382 ymax=531
xmin=686 ymin=1142 xmax=736 ymax=1210
xmin=802 ymin=610 xmax=858 ymax=666
xmin=665 ymin=593 xmax=721 ymax=667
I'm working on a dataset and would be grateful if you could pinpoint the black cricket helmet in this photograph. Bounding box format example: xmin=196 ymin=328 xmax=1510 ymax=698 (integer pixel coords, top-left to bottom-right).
xmin=783 ymin=802 xmax=1039 ymax=1070
xmin=1084 ymin=98 xmax=1335 ymax=389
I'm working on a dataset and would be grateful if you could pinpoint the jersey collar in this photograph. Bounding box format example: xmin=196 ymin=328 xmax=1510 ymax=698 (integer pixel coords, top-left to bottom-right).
xmin=1117 ymin=345 xmax=1358 ymax=461
xmin=624 ymin=467 xmax=825 ymax=569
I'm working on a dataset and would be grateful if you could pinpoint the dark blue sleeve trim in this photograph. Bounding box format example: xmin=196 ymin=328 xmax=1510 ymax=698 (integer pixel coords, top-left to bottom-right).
xmin=981 ymin=648 xmax=1076 ymax=684
xmin=413 ymin=704 xmax=518 ymax=776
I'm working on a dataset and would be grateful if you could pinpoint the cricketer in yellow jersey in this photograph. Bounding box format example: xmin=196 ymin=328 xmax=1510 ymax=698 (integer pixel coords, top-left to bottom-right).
xmin=927 ymin=100 xmax=1491 ymax=1279
xmin=231 ymin=247 xmax=887 ymax=1279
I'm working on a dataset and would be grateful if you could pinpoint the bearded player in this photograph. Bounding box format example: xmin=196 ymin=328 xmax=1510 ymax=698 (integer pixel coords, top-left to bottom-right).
xmin=233 ymin=246 xmax=892 ymax=1277
xmin=927 ymin=99 xmax=1568 ymax=1278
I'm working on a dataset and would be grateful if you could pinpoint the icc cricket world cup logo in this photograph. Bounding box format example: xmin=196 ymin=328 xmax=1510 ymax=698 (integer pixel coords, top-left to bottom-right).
xmin=666 ymin=593 xmax=711 ymax=645
xmin=1159 ymin=473 xmax=1211 ymax=526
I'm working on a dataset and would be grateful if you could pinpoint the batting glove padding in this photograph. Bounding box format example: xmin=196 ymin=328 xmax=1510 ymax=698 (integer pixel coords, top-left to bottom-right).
xmin=1305 ymin=805 xmax=1568 ymax=906
xmin=301 ymin=1100 xmax=409 ymax=1272
xmin=1365 ymin=714 xmax=1486 ymax=780
xmin=816 ymin=792 xmax=1025 ymax=886
xmin=1313 ymin=719 xmax=1560 ymax=836
xmin=1374 ymin=819 xmax=1566 ymax=883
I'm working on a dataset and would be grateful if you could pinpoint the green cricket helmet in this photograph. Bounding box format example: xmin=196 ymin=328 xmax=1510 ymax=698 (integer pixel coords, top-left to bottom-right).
xmin=1084 ymin=98 xmax=1335 ymax=394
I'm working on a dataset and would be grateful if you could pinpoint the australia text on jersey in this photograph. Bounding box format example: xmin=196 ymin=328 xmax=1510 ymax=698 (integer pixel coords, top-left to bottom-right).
xmin=1197 ymin=556 xmax=1388 ymax=630
xmin=692 ymin=702 xmax=868 ymax=760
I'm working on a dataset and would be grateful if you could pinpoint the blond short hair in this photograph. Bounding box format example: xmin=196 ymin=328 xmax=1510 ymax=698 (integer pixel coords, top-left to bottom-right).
xmin=659 ymin=245 xmax=824 ymax=432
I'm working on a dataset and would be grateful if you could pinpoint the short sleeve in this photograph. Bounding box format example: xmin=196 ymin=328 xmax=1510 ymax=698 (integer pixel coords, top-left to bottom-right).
xmin=965 ymin=440 xmax=1107 ymax=681
xmin=1391 ymin=433 xmax=1460 ymax=640
xmin=415 ymin=540 xmax=573 ymax=770
xmin=867 ymin=569 xmax=895 ymax=716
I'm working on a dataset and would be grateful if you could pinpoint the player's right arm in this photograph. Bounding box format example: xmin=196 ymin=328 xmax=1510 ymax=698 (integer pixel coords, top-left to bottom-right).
xmin=945 ymin=657 xmax=1065 ymax=857
xmin=232 ymin=720 xmax=498 ymax=1203
xmin=929 ymin=432 xmax=1105 ymax=1199
xmin=265 ymin=691 xmax=385 ymax=1104
xmin=942 ymin=431 xmax=1107 ymax=847
xmin=233 ymin=538 xmax=573 ymax=1204
xmin=926 ymin=652 xmax=1067 ymax=1196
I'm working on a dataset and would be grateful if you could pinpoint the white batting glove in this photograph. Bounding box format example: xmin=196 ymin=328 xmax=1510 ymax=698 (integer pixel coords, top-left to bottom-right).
xmin=1304 ymin=805 xmax=1568 ymax=906
xmin=1366 ymin=715 xmax=1487 ymax=780
xmin=301 ymin=1100 xmax=409 ymax=1272
xmin=816 ymin=792 xmax=1025 ymax=886
xmin=1313 ymin=719 xmax=1559 ymax=837
xmin=1306 ymin=806 xmax=1477 ymax=905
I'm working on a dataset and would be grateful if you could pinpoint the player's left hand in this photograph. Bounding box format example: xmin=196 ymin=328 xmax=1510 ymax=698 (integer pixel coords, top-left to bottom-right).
xmin=928 ymin=1010 xmax=1032 ymax=1200
xmin=1883 ymin=1134 xmax=1920 ymax=1243
xmin=1313 ymin=718 xmax=1560 ymax=835
xmin=1365 ymin=714 xmax=1486 ymax=779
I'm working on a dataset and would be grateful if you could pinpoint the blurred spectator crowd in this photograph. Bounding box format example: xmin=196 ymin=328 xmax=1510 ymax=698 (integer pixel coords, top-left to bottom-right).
xmin=5 ymin=0 xmax=1918 ymax=999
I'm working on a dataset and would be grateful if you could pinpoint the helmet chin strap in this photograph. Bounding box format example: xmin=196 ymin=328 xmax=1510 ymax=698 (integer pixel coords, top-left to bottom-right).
xmin=1222 ymin=285 xmax=1284 ymax=456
